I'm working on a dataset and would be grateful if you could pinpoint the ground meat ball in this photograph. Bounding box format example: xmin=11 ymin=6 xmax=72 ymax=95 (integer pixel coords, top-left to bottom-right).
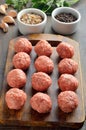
xmin=56 ymin=42 xmax=74 ymax=58
xmin=5 ymin=88 xmax=27 ymax=110
xmin=30 ymin=92 xmax=52 ymax=113
xmin=12 ymin=52 xmax=31 ymax=70
xmin=35 ymin=56 xmax=54 ymax=74
xmin=58 ymin=58 xmax=78 ymax=74
xmin=7 ymin=69 xmax=26 ymax=88
xmin=31 ymin=72 xmax=52 ymax=91
xmin=58 ymin=74 xmax=79 ymax=91
xmin=34 ymin=40 xmax=53 ymax=57
xmin=15 ymin=38 xmax=32 ymax=54
xmin=57 ymin=91 xmax=79 ymax=113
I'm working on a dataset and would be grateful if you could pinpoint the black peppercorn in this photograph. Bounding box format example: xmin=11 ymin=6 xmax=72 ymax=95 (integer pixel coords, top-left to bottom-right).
xmin=55 ymin=13 xmax=77 ymax=23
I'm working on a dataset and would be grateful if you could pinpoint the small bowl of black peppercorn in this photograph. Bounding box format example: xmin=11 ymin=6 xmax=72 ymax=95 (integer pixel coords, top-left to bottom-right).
xmin=51 ymin=7 xmax=81 ymax=35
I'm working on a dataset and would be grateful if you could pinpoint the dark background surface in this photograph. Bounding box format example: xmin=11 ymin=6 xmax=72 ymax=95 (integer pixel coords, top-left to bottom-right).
xmin=0 ymin=0 xmax=86 ymax=129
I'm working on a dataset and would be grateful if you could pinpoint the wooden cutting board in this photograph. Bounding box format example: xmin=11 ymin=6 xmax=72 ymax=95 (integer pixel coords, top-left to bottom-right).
xmin=0 ymin=34 xmax=85 ymax=128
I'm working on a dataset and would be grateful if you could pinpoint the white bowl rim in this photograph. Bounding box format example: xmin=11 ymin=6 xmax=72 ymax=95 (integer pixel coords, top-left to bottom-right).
xmin=17 ymin=8 xmax=47 ymax=26
xmin=52 ymin=7 xmax=81 ymax=25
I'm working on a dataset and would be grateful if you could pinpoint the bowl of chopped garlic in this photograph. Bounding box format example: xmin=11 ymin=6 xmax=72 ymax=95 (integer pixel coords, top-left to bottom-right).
xmin=17 ymin=8 xmax=47 ymax=35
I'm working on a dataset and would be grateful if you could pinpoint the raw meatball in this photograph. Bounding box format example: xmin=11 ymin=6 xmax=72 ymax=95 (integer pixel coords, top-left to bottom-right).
xmin=58 ymin=58 xmax=78 ymax=74
xmin=57 ymin=91 xmax=79 ymax=113
xmin=56 ymin=42 xmax=74 ymax=58
xmin=35 ymin=56 xmax=54 ymax=73
xmin=5 ymin=88 xmax=27 ymax=110
xmin=12 ymin=52 xmax=31 ymax=70
xmin=30 ymin=92 xmax=52 ymax=113
xmin=7 ymin=69 xmax=26 ymax=88
xmin=34 ymin=40 xmax=53 ymax=57
xmin=15 ymin=38 xmax=32 ymax=54
xmin=58 ymin=74 xmax=79 ymax=91
xmin=31 ymin=72 xmax=52 ymax=91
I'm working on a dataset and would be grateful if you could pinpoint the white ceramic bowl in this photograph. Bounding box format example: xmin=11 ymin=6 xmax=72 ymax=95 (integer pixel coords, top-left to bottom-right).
xmin=51 ymin=7 xmax=81 ymax=35
xmin=17 ymin=8 xmax=47 ymax=35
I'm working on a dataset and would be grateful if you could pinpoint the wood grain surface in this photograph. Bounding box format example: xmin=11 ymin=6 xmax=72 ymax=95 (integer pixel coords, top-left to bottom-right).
xmin=0 ymin=34 xmax=85 ymax=128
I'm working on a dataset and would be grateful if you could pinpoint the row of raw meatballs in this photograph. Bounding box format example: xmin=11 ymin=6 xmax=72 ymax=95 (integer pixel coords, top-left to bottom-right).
xmin=5 ymin=38 xmax=79 ymax=113
xmin=57 ymin=42 xmax=79 ymax=113
xmin=5 ymin=38 xmax=32 ymax=110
